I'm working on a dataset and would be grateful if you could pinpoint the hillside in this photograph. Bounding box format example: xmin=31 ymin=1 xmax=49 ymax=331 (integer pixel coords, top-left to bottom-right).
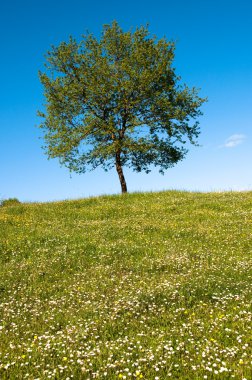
xmin=0 ymin=191 xmax=251 ymax=379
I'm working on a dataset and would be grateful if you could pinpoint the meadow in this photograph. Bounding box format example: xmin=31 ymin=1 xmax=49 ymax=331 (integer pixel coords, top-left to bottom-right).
xmin=0 ymin=191 xmax=251 ymax=379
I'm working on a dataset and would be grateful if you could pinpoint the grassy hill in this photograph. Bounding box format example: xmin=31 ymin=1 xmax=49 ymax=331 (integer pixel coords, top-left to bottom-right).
xmin=0 ymin=191 xmax=251 ymax=379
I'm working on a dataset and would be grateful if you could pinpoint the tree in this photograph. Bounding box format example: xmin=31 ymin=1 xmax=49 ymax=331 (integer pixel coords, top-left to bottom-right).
xmin=38 ymin=21 xmax=206 ymax=193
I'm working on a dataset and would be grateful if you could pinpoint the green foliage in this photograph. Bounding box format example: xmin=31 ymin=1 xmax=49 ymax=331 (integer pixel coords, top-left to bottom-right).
xmin=0 ymin=191 xmax=251 ymax=379
xmin=38 ymin=21 xmax=206 ymax=192
xmin=0 ymin=198 xmax=21 ymax=207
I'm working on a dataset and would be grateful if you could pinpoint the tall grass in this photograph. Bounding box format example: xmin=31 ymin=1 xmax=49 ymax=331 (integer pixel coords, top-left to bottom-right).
xmin=0 ymin=191 xmax=251 ymax=379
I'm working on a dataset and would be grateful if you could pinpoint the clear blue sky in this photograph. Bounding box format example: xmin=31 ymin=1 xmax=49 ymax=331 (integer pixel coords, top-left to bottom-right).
xmin=0 ymin=0 xmax=251 ymax=202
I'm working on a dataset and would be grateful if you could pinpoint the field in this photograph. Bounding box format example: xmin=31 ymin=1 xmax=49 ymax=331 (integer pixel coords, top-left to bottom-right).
xmin=0 ymin=191 xmax=251 ymax=379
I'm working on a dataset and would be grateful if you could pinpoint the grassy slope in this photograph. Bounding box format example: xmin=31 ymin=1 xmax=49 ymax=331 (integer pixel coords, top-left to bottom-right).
xmin=0 ymin=191 xmax=251 ymax=379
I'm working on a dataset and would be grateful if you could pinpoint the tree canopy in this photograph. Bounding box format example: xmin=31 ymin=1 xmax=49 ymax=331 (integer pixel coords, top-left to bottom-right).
xmin=38 ymin=21 xmax=206 ymax=193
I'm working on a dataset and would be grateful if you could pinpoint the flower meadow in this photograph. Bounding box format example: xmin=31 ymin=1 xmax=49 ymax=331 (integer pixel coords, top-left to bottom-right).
xmin=0 ymin=191 xmax=251 ymax=379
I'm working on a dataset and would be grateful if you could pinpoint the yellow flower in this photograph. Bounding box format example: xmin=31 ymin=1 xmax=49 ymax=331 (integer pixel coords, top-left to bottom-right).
xmin=63 ymin=357 xmax=68 ymax=361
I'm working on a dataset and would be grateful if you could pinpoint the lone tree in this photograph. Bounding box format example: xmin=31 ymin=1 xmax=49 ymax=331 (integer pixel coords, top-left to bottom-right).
xmin=38 ymin=21 xmax=206 ymax=193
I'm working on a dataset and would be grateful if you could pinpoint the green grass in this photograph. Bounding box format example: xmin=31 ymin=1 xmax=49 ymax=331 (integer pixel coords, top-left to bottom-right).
xmin=0 ymin=191 xmax=251 ymax=379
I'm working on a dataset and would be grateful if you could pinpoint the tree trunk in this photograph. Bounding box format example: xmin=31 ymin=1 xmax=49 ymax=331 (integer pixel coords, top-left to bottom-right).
xmin=115 ymin=152 xmax=127 ymax=193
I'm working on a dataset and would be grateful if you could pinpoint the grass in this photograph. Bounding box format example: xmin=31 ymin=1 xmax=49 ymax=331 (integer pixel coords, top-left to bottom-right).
xmin=0 ymin=190 xmax=251 ymax=379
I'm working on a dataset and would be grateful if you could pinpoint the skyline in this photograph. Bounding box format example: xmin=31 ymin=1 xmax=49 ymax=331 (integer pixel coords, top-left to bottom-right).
xmin=0 ymin=0 xmax=251 ymax=201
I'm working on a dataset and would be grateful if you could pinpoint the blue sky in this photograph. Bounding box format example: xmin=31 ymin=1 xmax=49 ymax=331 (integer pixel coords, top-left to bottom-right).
xmin=0 ymin=0 xmax=251 ymax=201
